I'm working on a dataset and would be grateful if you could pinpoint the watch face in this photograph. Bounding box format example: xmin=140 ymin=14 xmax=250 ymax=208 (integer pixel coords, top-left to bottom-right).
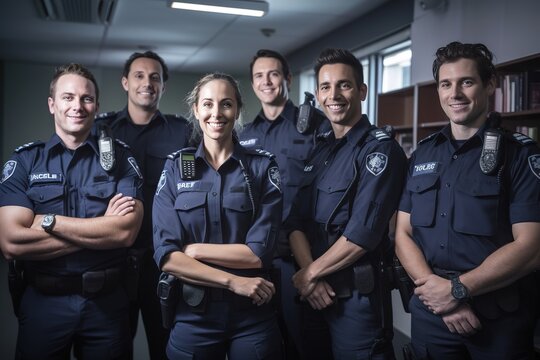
xmin=43 ymin=215 xmax=53 ymax=226
xmin=451 ymin=278 xmax=468 ymax=300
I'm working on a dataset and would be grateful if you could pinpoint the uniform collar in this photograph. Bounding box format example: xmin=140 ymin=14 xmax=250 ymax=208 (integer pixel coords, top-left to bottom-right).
xmin=434 ymin=121 xmax=487 ymax=146
xmin=341 ymin=114 xmax=372 ymax=146
xmin=194 ymin=138 xmax=247 ymax=167
xmin=254 ymin=99 xmax=296 ymax=124
xmin=44 ymin=132 xmax=99 ymax=155
xmin=114 ymin=107 xmax=167 ymax=126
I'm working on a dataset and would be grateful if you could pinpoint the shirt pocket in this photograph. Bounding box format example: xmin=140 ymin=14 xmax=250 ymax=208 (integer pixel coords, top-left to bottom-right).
xmin=174 ymin=191 xmax=207 ymax=243
xmin=454 ymin=179 xmax=500 ymax=236
xmin=26 ymin=184 xmax=64 ymax=215
xmin=80 ymin=182 xmax=116 ymax=217
xmin=315 ymin=177 xmax=351 ymax=225
xmin=284 ymin=141 xmax=311 ymax=186
xmin=222 ymin=192 xmax=254 ymax=240
xmin=407 ymin=174 xmax=439 ymax=227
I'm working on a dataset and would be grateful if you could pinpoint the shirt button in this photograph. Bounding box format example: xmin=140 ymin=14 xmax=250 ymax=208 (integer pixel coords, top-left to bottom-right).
xmin=440 ymin=243 xmax=445 ymax=248
xmin=445 ymin=183 xmax=451 ymax=187
xmin=452 ymin=154 xmax=458 ymax=160
xmin=440 ymin=212 xmax=447 ymax=217
xmin=212 ymin=192 xmax=217 ymax=196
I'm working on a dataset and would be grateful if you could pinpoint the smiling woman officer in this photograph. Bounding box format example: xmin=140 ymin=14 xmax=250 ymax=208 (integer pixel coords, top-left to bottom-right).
xmin=152 ymin=72 xmax=283 ymax=360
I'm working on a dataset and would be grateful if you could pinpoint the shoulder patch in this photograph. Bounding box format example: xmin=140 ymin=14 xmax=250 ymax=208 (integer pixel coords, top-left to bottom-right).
xmin=369 ymin=128 xmax=391 ymax=142
xmin=418 ymin=133 xmax=437 ymax=145
xmin=168 ymin=147 xmax=196 ymax=160
xmin=268 ymin=166 xmax=281 ymax=192
xmin=510 ymin=132 xmax=536 ymax=146
xmin=114 ymin=139 xmax=130 ymax=149
xmin=14 ymin=141 xmax=44 ymax=153
xmin=528 ymin=155 xmax=540 ymax=180
xmin=366 ymin=152 xmax=388 ymax=176
xmin=1 ymin=160 xmax=17 ymax=183
xmin=253 ymin=148 xmax=275 ymax=159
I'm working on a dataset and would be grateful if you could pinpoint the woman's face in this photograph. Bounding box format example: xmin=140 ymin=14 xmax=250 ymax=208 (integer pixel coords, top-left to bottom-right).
xmin=193 ymin=79 xmax=238 ymax=143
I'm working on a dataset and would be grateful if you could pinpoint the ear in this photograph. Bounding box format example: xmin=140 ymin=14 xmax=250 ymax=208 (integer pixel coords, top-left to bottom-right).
xmin=359 ymin=83 xmax=368 ymax=101
xmin=286 ymin=73 xmax=292 ymax=90
xmin=48 ymin=97 xmax=55 ymax=115
xmin=486 ymin=76 xmax=496 ymax=96
xmin=121 ymin=77 xmax=129 ymax=92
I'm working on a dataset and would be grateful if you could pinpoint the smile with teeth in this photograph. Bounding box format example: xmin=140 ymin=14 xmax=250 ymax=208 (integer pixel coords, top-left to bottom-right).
xmin=207 ymin=122 xmax=226 ymax=128
xmin=328 ymin=104 xmax=345 ymax=111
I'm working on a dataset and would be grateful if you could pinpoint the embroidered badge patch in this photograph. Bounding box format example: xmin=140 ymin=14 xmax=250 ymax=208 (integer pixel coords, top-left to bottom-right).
xmin=156 ymin=170 xmax=167 ymax=195
xmin=366 ymin=153 xmax=388 ymax=176
xmin=128 ymin=157 xmax=143 ymax=179
xmin=528 ymin=155 xmax=540 ymax=180
xmin=1 ymin=160 xmax=17 ymax=183
xmin=268 ymin=166 xmax=281 ymax=191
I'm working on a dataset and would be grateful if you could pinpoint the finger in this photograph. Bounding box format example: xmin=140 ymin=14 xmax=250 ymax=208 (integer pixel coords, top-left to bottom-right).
xmin=444 ymin=320 xmax=457 ymax=333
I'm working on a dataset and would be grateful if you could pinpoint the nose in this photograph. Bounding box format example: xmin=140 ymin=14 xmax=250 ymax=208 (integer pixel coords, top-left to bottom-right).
xmin=329 ymin=86 xmax=339 ymax=100
xmin=211 ymin=106 xmax=221 ymax=119
xmin=263 ymin=73 xmax=272 ymax=85
xmin=450 ymin=84 xmax=462 ymax=99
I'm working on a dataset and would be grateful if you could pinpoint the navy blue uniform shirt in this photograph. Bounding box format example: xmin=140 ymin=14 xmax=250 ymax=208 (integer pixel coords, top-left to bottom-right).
xmin=153 ymin=141 xmax=282 ymax=270
xmin=287 ymin=115 xmax=407 ymax=257
xmin=95 ymin=108 xmax=191 ymax=248
xmin=0 ymin=133 xmax=144 ymax=275
xmin=399 ymin=124 xmax=540 ymax=272
xmin=239 ymin=100 xmax=330 ymax=221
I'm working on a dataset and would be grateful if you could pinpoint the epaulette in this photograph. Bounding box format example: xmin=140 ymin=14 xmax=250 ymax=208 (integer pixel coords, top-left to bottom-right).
xmin=418 ymin=132 xmax=437 ymax=145
xmin=95 ymin=111 xmax=117 ymax=120
xmin=369 ymin=128 xmax=391 ymax=142
xmin=114 ymin=139 xmax=131 ymax=149
xmin=316 ymin=130 xmax=332 ymax=141
xmin=167 ymin=147 xmax=196 ymax=160
xmin=14 ymin=141 xmax=44 ymax=153
xmin=251 ymin=148 xmax=275 ymax=159
xmin=507 ymin=131 xmax=536 ymax=146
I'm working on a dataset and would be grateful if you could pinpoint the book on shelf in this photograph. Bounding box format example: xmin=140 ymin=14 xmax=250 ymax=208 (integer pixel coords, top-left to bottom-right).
xmin=530 ymin=82 xmax=540 ymax=110
xmin=515 ymin=125 xmax=538 ymax=142
xmin=397 ymin=132 xmax=414 ymax=158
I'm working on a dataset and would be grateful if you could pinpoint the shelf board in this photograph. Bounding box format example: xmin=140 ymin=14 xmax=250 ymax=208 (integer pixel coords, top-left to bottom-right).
xmin=392 ymin=125 xmax=413 ymax=131
xmin=500 ymin=109 xmax=540 ymax=119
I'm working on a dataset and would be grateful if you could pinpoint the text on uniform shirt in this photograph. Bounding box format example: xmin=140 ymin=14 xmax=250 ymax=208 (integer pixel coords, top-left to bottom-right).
xmin=413 ymin=162 xmax=439 ymax=176
xmin=239 ymin=138 xmax=259 ymax=147
xmin=29 ymin=173 xmax=63 ymax=184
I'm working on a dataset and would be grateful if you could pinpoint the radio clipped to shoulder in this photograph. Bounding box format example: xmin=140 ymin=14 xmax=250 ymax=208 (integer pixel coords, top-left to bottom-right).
xmin=179 ymin=152 xmax=197 ymax=180
xmin=296 ymin=91 xmax=322 ymax=134
xmin=480 ymin=112 xmax=503 ymax=175
xmin=98 ymin=124 xmax=115 ymax=172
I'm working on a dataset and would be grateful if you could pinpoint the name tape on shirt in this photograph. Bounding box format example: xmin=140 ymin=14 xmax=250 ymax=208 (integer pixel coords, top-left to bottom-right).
xmin=366 ymin=152 xmax=388 ymax=176
xmin=1 ymin=160 xmax=17 ymax=183
xmin=177 ymin=181 xmax=196 ymax=190
xmin=239 ymin=138 xmax=259 ymax=147
xmin=528 ymin=155 xmax=540 ymax=180
xmin=413 ymin=162 xmax=439 ymax=176
xmin=29 ymin=172 xmax=62 ymax=184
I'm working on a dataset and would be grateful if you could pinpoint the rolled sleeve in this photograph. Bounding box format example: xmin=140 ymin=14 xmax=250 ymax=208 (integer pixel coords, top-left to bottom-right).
xmin=244 ymin=159 xmax=283 ymax=267
xmin=343 ymin=142 xmax=407 ymax=251
xmin=508 ymin=147 xmax=540 ymax=224
xmin=0 ymin=154 xmax=33 ymax=209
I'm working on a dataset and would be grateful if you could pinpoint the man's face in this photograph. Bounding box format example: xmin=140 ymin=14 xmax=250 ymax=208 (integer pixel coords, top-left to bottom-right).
xmin=251 ymin=57 xmax=290 ymax=107
xmin=316 ymin=63 xmax=366 ymax=128
xmin=122 ymin=57 xmax=164 ymax=111
xmin=48 ymin=74 xmax=98 ymax=141
xmin=437 ymin=58 xmax=495 ymax=129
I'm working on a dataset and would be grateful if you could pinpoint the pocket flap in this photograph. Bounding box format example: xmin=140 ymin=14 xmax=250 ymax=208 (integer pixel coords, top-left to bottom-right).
xmin=222 ymin=193 xmax=253 ymax=212
xmin=174 ymin=191 xmax=206 ymax=211
xmin=456 ymin=180 xmax=499 ymax=197
xmin=27 ymin=185 xmax=64 ymax=203
xmin=407 ymin=174 xmax=438 ymax=193
xmin=317 ymin=177 xmax=350 ymax=194
xmin=82 ymin=182 xmax=116 ymax=199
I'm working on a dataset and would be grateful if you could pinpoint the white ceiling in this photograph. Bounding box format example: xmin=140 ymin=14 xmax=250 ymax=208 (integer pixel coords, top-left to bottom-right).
xmin=0 ymin=0 xmax=389 ymax=74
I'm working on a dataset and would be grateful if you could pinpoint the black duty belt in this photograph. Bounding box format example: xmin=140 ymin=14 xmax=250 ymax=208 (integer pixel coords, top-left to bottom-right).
xmin=27 ymin=267 xmax=124 ymax=297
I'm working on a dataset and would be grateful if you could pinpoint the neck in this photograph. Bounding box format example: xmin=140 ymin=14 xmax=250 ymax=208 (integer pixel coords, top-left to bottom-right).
xmin=128 ymin=103 xmax=157 ymax=125
xmin=203 ymin=137 xmax=234 ymax=170
xmin=58 ymin=132 xmax=89 ymax=150
xmin=261 ymin=99 xmax=287 ymax=121
xmin=332 ymin=117 xmax=360 ymax=139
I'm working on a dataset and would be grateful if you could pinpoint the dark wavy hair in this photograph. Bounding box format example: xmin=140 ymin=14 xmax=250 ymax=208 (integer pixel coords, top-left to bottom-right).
xmin=249 ymin=49 xmax=291 ymax=82
xmin=123 ymin=51 xmax=169 ymax=82
xmin=49 ymin=63 xmax=99 ymax=101
xmin=432 ymin=42 xmax=496 ymax=85
xmin=314 ymin=48 xmax=364 ymax=88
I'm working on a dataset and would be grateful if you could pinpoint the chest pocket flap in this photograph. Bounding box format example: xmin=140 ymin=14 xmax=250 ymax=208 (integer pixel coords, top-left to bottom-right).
xmin=317 ymin=176 xmax=351 ymax=194
xmin=407 ymin=174 xmax=439 ymax=227
xmin=454 ymin=179 xmax=500 ymax=236
xmin=81 ymin=182 xmax=116 ymax=199
xmin=174 ymin=191 xmax=207 ymax=211
xmin=223 ymin=192 xmax=253 ymax=212
xmin=27 ymin=185 xmax=64 ymax=203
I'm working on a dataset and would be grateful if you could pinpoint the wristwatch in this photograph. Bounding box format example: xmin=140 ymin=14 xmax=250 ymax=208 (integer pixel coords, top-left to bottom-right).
xmin=41 ymin=213 xmax=56 ymax=233
xmin=450 ymin=276 xmax=469 ymax=302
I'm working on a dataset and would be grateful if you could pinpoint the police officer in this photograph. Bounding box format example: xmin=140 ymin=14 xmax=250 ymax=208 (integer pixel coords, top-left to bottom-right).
xmin=94 ymin=51 xmax=191 ymax=359
xmin=153 ymin=72 xmax=283 ymax=359
xmin=395 ymin=42 xmax=540 ymax=359
xmin=239 ymin=49 xmax=332 ymax=359
xmin=0 ymin=63 xmax=144 ymax=358
xmin=286 ymin=48 xmax=406 ymax=359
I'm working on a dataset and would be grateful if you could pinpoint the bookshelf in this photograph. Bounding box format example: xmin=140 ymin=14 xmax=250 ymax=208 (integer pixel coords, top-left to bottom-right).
xmin=377 ymin=52 xmax=540 ymax=150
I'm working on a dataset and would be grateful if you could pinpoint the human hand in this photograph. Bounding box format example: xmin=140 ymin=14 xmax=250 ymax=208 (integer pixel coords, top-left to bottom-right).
xmin=292 ymin=266 xmax=316 ymax=298
xmin=105 ymin=193 xmax=135 ymax=216
xmin=441 ymin=303 xmax=481 ymax=336
xmin=304 ymin=280 xmax=335 ymax=310
xmin=229 ymin=276 xmax=275 ymax=306
xmin=415 ymin=274 xmax=458 ymax=314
